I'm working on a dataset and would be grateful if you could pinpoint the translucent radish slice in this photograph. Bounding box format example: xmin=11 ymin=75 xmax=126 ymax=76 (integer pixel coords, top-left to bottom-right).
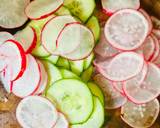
xmin=25 ymin=0 xmax=63 ymax=20
xmin=151 ymin=16 xmax=160 ymax=29
xmin=0 ymin=32 xmax=14 ymax=45
xmin=34 ymin=60 xmax=48 ymax=95
xmin=12 ymin=54 xmax=41 ymax=98
xmin=112 ymin=82 xmax=125 ymax=95
xmin=153 ymin=54 xmax=160 ymax=66
xmin=124 ymin=63 xmax=160 ymax=104
xmin=56 ymin=22 xmax=83 ymax=54
xmin=97 ymin=52 xmax=144 ymax=81
xmin=16 ymin=96 xmax=58 ymax=128
xmin=104 ymin=9 xmax=149 ymax=51
xmin=94 ymin=74 xmax=127 ymax=109
xmin=152 ymin=29 xmax=160 ymax=39
xmin=14 ymin=26 xmax=37 ymax=54
xmin=101 ymin=0 xmax=140 ymax=15
xmin=94 ymin=28 xmax=120 ymax=58
xmin=121 ymin=99 xmax=159 ymax=128
xmin=41 ymin=16 xmax=76 ymax=54
xmin=0 ymin=0 xmax=29 ymax=28
xmin=139 ymin=9 xmax=153 ymax=35
xmin=0 ymin=40 xmax=26 ymax=81
xmin=54 ymin=113 xmax=69 ymax=128
xmin=60 ymin=24 xmax=95 ymax=61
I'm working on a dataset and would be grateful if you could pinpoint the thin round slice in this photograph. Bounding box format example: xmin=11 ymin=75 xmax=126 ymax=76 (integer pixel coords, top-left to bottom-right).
xmin=96 ymin=52 xmax=144 ymax=81
xmin=25 ymin=0 xmax=63 ymax=20
xmin=94 ymin=74 xmax=127 ymax=109
xmin=152 ymin=29 xmax=160 ymax=39
xmin=0 ymin=32 xmax=14 ymax=45
xmin=124 ymin=62 xmax=160 ymax=104
xmin=102 ymin=0 xmax=140 ymax=15
xmin=14 ymin=26 xmax=37 ymax=53
xmin=46 ymin=79 xmax=93 ymax=124
xmin=121 ymin=99 xmax=159 ymax=128
xmin=54 ymin=112 xmax=69 ymax=128
xmin=16 ymin=96 xmax=58 ymax=128
xmin=112 ymin=82 xmax=124 ymax=95
xmin=12 ymin=54 xmax=41 ymax=98
xmin=0 ymin=0 xmax=29 ymax=28
xmin=104 ymin=9 xmax=149 ymax=50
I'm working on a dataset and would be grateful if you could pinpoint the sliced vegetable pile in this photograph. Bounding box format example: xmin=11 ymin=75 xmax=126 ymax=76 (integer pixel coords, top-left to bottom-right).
xmin=0 ymin=0 xmax=160 ymax=128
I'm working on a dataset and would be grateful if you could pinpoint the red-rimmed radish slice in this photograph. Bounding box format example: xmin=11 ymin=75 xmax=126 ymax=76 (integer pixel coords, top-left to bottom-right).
xmin=101 ymin=0 xmax=140 ymax=15
xmin=34 ymin=60 xmax=48 ymax=95
xmin=0 ymin=40 xmax=26 ymax=81
xmin=12 ymin=54 xmax=41 ymax=98
xmin=14 ymin=26 xmax=37 ymax=54
xmin=0 ymin=0 xmax=29 ymax=28
xmin=94 ymin=74 xmax=127 ymax=109
xmin=121 ymin=99 xmax=159 ymax=128
xmin=94 ymin=28 xmax=120 ymax=58
xmin=41 ymin=15 xmax=76 ymax=54
xmin=112 ymin=82 xmax=125 ymax=95
xmin=53 ymin=112 xmax=69 ymax=128
xmin=16 ymin=96 xmax=58 ymax=128
xmin=60 ymin=24 xmax=95 ymax=60
xmin=139 ymin=9 xmax=153 ymax=35
xmin=96 ymin=52 xmax=144 ymax=82
xmin=25 ymin=0 xmax=63 ymax=20
xmin=152 ymin=29 xmax=160 ymax=39
xmin=104 ymin=9 xmax=149 ymax=51
xmin=0 ymin=32 xmax=14 ymax=45
xmin=124 ymin=62 xmax=160 ymax=104
xmin=153 ymin=54 xmax=160 ymax=66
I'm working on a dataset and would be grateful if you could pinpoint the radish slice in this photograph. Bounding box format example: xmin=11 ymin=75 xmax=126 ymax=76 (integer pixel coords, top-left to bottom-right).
xmin=16 ymin=96 xmax=58 ymax=128
xmin=54 ymin=113 xmax=69 ymax=128
xmin=104 ymin=9 xmax=149 ymax=51
xmin=94 ymin=74 xmax=127 ymax=109
xmin=121 ymin=99 xmax=159 ymax=128
xmin=101 ymin=0 xmax=140 ymax=15
xmin=124 ymin=63 xmax=160 ymax=104
xmin=41 ymin=16 xmax=76 ymax=54
xmin=94 ymin=28 xmax=120 ymax=58
xmin=0 ymin=32 xmax=14 ymax=45
xmin=0 ymin=0 xmax=29 ymax=28
xmin=34 ymin=60 xmax=48 ymax=95
xmin=112 ymin=82 xmax=124 ymax=95
xmin=139 ymin=9 xmax=153 ymax=35
xmin=96 ymin=52 xmax=144 ymax=81
xmin=0 ymin=40 xmax=26 ymax=81
xmin=60 ymin=24 xmax=95 ymax=60
xmin=25 ymin=0 xmax=63 ymax=20
xmin=14 ymin=26 xmax=37 ymax=54
xmin=152 ymin=29 xmax=160 ymax=39
xmin=151 ymin=16 xmax=160 ymax=29
xmin=12 ymin=54 xmax=41 ymax=98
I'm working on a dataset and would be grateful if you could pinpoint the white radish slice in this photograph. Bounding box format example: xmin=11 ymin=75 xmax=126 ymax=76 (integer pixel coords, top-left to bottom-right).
xmin=16 ymin=96 xmax=58 ymax=128
xmin=54 ymin=112 xmax=69 ymax=128
xmin=104 ymin=9 xmax=149 ymax=51
xmin=112 ymin=82 xmax=125 ymax=95
xmin=97 ymin=52 xmax=144 ymax=82
xmin=101 ymin=0 xmax=140 ymax=15
xmin=121 ymin=99 xmax=159 ymax=128
xmin=0 ymin=0 xmax=29 ymax=28
xmin=41 ymin=15 xmax=76 ymax=54
xmin=0 ymin=32 xmax=14 ymax=45
xmin=94 ymin=74 xmax=127 ymax=109
xmin=34 ymin=60 xmax=48 ymax=95
xmin=94 ymin=28 xmax=120 ymax=58
xmin=139 ymin=9 xmax=153 ymax=35
xmin=25 ymin=0 xmax=63 ymax=20
xmin=124 ymin=62 xmax=160 ymax=104
xmin=152 ymin=29 xmax=160 ymax=39
xmin=0 ymin=40 xmax=26 ymax=81
xmin=60 ymin=24 xmax=95 ymax=60
xmin=12 ymin=54 xmax=41 ymax=98
xmin=14 ymin=26 xmax=37 ymax=54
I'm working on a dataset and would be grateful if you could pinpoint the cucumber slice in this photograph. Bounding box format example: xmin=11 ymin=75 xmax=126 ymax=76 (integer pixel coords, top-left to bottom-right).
xmin=70 ymin=60 xmax=84 ymax=76
xmin=83 ymin=52 xmax=94 ymax=70
xmin=71 ymin=97 xmax=104 ymax=128
xmin=46 ymin=79 xmax=93 ymax=124
xmin=57 ymin=57 xmax=70 ymax=69
xmin=86 ymin=16 xmax=100 ymax=43
xmin=55 ymin=6 xmax=71 ymax=16
xmin=64 ymin=0 xmax=95 ymax=22
xmin=87 ymin=82 xmax=104 ymax=106
xmin=60 ymin=69 xmax=80 ymax=80
xmin=42 ymin=55 xmax=59 ymax=65
xmin=81 ymin=66 xmax=94 ymax=82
